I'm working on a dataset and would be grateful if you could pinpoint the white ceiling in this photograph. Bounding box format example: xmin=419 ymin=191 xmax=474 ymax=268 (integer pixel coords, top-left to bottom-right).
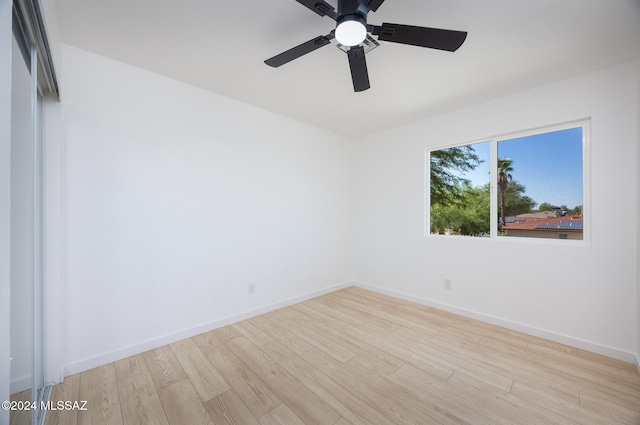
xmin=53 ymin=0 xmax=640 ymax=138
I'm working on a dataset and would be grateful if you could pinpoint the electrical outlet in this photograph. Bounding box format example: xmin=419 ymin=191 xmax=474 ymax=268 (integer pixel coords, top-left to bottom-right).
xmin=248 ymin=282 xmax=256 ymax=294
xmin=444 ymin=279 xmax=452 ymax=290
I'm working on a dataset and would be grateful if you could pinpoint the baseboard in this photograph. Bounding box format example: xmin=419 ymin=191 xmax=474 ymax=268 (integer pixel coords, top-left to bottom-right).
xmin=63 ymin=281 xmax=353 ymax=377
xmin=10 ymin=374 xmax=31 ymax=395
xmin=354 ymin=281 xmax=638 ymax=364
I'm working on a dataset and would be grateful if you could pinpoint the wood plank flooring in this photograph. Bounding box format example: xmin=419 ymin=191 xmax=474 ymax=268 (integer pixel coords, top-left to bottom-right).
xmin=43 ymin=287 xmax=640 ymax=425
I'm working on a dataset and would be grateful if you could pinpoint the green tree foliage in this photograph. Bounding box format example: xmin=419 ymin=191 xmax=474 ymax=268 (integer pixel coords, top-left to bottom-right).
xmin=536 ymin=203 xmax=582 ymax=215
xmin=503 ymin=181 xmax=536 ymax=217
xmin=430 ymin=146 xmax=482 ymax=206
xmin=537 ymin=202 xmax=555 ymax=212
xmin=431 ymin=183 xmax=490 ymax=236
xmin=431 ymin=180 xmax=536 ymax=235
xmin=497 ymin=158 xmax=514 ymax=225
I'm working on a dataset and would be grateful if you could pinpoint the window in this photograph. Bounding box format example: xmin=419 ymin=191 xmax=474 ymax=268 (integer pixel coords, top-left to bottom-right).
xmin=430 ymin=141 xmax=490 ymax=236
xmin=427 ymin=121 xmax=588 ymax=241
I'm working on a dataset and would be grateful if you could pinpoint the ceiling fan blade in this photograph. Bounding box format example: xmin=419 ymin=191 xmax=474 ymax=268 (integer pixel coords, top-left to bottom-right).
xmin=295 ymin=0 xmax=338 ymax=19
xmin=347 ymin=45 xmax=370 ymax=92
xmin=265 ymin=34 xmax=334 ymax=67
xmin=372 ymin=23 xmax=467 ymax=51
xmin=357 ymin=0 xmax=386 ymax=12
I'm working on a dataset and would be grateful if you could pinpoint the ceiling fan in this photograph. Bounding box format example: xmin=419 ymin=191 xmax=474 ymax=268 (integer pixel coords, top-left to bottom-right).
xmin=264 ymin=0 xmax=468 ymax=92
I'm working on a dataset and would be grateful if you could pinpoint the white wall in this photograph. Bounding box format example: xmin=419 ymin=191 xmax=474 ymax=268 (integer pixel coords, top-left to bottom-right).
xmin=353 ymin=61 xmax=639 ymax=361
xmin=59 ymin=45 xmax=354 ymax=374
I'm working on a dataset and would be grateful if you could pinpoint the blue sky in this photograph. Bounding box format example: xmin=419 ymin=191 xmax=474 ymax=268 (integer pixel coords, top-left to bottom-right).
xmin=460 ymin=127 xmax=583 ymax=209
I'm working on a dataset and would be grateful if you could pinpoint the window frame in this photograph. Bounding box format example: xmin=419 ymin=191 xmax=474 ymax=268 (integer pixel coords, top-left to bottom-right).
xmin=425 ymin=119 xmax=591 ymax=245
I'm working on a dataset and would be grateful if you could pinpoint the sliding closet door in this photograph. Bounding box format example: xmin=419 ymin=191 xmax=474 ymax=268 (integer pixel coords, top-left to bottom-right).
xmin=5 ymin=2 xmax=58 ymax=423
xmin=10 ymin=14 xmax=45 ymax=425
xmin=10 ymin=11 xmax=34 ymax=396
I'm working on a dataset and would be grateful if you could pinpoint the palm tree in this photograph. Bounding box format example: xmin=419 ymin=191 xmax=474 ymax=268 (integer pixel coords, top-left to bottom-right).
xmin=497 ymin=158 xmax=513 ymax=227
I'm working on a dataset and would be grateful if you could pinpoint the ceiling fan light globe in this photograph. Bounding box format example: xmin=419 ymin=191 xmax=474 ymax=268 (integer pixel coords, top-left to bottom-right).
xmin=335 ymin=19 xmax=367 ymax=46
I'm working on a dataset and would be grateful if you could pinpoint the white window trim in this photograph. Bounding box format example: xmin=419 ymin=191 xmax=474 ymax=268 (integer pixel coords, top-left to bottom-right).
xmin=425 ymin=119 xmax=591 ymax=246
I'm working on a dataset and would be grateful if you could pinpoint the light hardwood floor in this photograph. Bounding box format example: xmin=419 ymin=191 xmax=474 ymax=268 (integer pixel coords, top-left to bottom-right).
xmin=42 ymin=287 xmax=640 ymax=425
